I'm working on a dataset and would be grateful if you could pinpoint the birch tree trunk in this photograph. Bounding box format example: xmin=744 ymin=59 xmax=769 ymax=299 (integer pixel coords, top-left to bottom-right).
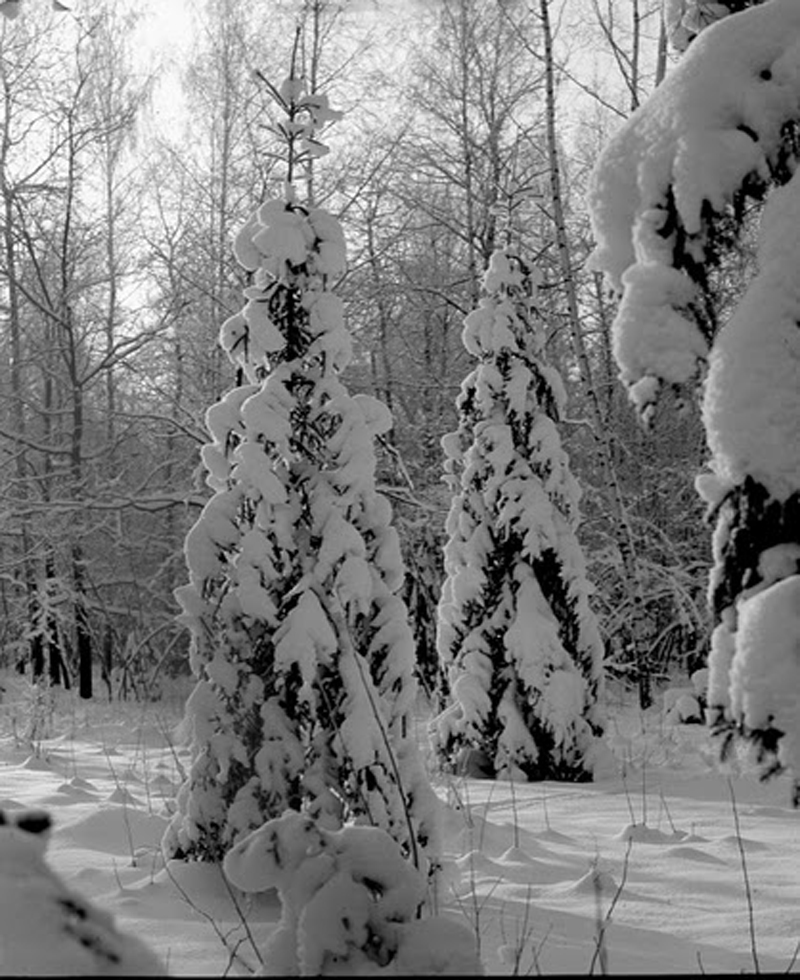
xmin=540 ymin=0 xmax=654 ymax=707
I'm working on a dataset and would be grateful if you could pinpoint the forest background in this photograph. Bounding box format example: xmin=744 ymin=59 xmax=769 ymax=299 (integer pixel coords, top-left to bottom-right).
xmin=0 ymin=0 xmax=715 ymax=708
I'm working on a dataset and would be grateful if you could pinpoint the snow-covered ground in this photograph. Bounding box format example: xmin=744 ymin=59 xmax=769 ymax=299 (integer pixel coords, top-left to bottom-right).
xmin=2 ymin=673 xmax=799 ymax=976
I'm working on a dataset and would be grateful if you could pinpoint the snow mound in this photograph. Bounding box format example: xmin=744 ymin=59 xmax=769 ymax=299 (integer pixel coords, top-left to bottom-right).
xmin=58 ymin=807 xmax=167 ymax=855
xmin=0 ymin=807 xmax=165 ymax=975
xmin=664 ymin=689 xmax=704 ymax=725
xmin=615 ymin=823 xmax=687 ymax=844
xmin=569 ymin=866 xmax=618 ymax=896
xmin=665 ymin=845 xmax=727 ymax=866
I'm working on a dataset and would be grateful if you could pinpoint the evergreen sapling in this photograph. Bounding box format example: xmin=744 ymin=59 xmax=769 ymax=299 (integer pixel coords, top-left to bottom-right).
xmin=431 ymin=249 xmax=604 ymax=781
xmin=164 ymin=71 xmax=439 ymax=868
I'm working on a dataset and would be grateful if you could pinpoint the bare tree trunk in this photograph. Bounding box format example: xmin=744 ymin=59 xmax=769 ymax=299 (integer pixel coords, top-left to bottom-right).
xmin=46 ymin=551 xmax=69 ymax=688
xmin=457 ymin=0 xmax=481 ymax=304
xmin=365 ymin=208 xmax=395 ymax=415
xmin=630 ymin=0 xmax=641 ymax=111
xmin=540 ymin=0 xmax=653 ymax=707
xmin=1 ymin=72 xmax=41 ymax=677
xmin=61 ymin=101 xmax=92 ymax=699
xmin=655 ymin=1 xmax=669 ymax=86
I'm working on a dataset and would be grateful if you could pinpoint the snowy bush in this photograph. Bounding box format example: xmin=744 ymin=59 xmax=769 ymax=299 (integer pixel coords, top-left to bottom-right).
xmin=164 ymin=73 xmax=439 ymax=869
xmin=664 ymin=668 xmax=708 ymax=725
xmin=431 ymin=249 xmax=604 ymax=781
xmin=223 ymin=810 xmax=482 ymax=976
xmin=664 ymin=690 xmax=703 ymax=725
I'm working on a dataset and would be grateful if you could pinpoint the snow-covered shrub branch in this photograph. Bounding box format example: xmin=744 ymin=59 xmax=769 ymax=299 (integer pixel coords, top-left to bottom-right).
xmin=589 ymin=0 xmax=800 ymax=785
xmin=589 ymin=0 xmax=800 ymax=420
xmin=431 ymin=249 xmax=604 ymax=782
xmin=164 ymin=75 xmax=439 ymax=868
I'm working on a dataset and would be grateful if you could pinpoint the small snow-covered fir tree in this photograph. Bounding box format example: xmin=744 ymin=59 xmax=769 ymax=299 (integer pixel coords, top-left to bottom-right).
xmin=588 ymin=0 xmax=800 ymax=784
xmin=431 ymin=249 xmax=604 ymax=782
xmin=163 ymin=70 xmax=438 ymax=868
xmin=223 ymin=811 xmax=482 ymax=976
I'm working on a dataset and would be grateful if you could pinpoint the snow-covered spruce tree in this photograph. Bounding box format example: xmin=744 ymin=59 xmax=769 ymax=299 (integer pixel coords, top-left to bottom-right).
xmin=163 ymin=73 xmax=439 ymax=869
xmin=431 ymin=249 xmax=605 ymax=782
xmin=588 ymin=0 xmax=800 ymax=784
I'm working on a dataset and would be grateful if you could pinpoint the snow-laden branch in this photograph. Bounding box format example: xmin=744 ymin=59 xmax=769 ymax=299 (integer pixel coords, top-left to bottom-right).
xmin=588 ymin=0 xmax=800 ymax=417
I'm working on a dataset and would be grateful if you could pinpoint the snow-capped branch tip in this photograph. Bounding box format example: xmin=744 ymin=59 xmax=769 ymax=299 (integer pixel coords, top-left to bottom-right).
xmin=255 ymin=68 xmax=344 ymax=184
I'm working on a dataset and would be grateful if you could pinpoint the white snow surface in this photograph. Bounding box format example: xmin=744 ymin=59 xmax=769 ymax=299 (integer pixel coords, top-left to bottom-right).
xmin=4 ymin=678 xmax=800 ymax=975
xmin=588 ymin=0 xmax=800 ymax=409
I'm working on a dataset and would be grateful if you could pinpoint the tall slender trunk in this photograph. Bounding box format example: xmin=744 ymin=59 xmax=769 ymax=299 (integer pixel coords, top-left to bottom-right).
xmin=67 ymin=304 xmax=92 ymax=698
xmin=36 ymin=322 xmax=68 ymax=688
xmin=366 ymin=210 xmax=395 ymax=415
xmin=1 ymin=80 xmax=41 ymax=675
xmin=46 ymin=551 xmax=69 ymax=688
xmin=457 ymin=1 xmax=481 ymax=305
xmin=62 ymin=111 xmax=92 ymax=699
xmin=164 ymin=331 xmax=184 ymax=598
xmin=630 ymin=0 xmax=641 ymax=112
xmin=103 ymin=150 xmax=118 ymax=453
xmin=655 ymin=2 xmax=668 ymax=87
xmin=4 ymin=199 xmax=41 ymax=676
xmin=304 ymin=0 xmax=323 ymax=207
xmin=540 ymin=0 xmax=653 ymax=707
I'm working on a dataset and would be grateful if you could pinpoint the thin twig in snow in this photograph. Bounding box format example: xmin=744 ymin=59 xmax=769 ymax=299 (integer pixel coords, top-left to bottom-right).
xmin=727 ymin=777 xmax=760 ymax=974
xmin=589 ymin=836 xmax=633 ymax=976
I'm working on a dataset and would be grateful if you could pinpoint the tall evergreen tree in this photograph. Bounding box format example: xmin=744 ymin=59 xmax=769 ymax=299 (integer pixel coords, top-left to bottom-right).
xmin=163 ymin=71 xmax=439 ymax=869
xmin=588 ymin=0 xmax=800 ymax=784
xmin=431 ymin=249 xmax=604 ymax=781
